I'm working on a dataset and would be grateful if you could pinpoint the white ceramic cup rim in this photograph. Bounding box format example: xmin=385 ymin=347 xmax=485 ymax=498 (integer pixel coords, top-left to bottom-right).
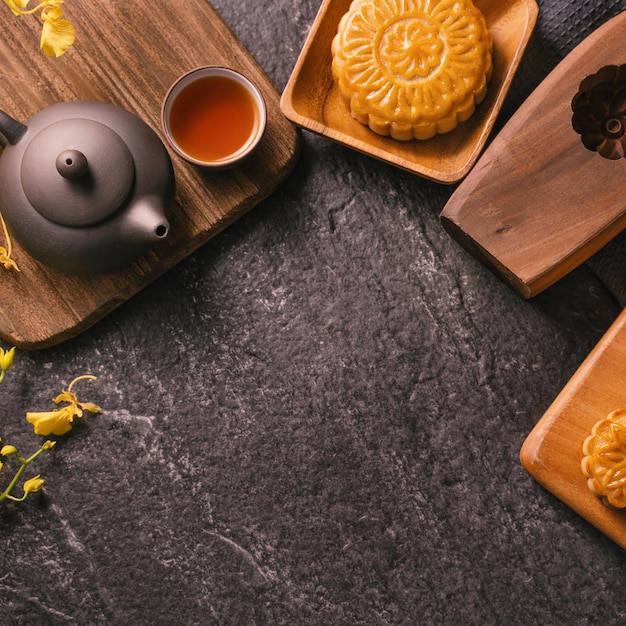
xmin=161 ymin=66 xmax=267 ymax=169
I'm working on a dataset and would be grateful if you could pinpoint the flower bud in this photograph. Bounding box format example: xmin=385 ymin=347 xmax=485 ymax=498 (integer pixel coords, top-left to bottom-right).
xmin=23 ymin=475 xmax=45 ymax=494
xmin=1 ymin=444 xmax=17 ymax=456
xmin=0 ymin=346 xmax=15 ymax=373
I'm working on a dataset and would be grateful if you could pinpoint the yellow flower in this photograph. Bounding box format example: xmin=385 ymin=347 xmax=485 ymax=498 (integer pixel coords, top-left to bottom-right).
xmin=0 ymin=246 xmax=19 ymax=270
xmin=23 ymin=475 xmax=44 ymax=493
xmin=0 ymin=346 xmax=15 ymax=372
xmin=0 ymin=346 xmax=16 ymax=383
xmin=0 ymin=439 xmax=57 ymax=503
xmin=26 ymin=375 xmax=101 ymax=436
xmin=2 ymin=0 xmax=75 ymax=57
xmin=40 ymin=5 xmax=75 ymax=57
xmin=1 ymin=444 xmax=17 ymax=456
xmin=0 ymin=212 xmax=19 ymax=271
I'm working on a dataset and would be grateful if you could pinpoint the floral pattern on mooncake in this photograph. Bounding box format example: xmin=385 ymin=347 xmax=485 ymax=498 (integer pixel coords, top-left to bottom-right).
xmin=331 ymin=0 xmax=493 ymax=140
xmin=581 ymin=408 xmax=626 ymax=509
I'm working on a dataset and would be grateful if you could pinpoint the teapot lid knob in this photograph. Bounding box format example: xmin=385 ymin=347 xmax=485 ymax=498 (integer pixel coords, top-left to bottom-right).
xmin=56 ymin=149 xmax=89 ymax=181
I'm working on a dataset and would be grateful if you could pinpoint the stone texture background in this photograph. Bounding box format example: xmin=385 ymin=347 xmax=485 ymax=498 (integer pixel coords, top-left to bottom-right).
xmin=2 ymin=1 xmax=626 ymax=624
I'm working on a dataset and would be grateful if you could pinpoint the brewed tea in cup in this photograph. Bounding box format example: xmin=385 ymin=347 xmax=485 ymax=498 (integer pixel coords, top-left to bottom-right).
xmin=161 ymin=66 xmax=266 ymax=169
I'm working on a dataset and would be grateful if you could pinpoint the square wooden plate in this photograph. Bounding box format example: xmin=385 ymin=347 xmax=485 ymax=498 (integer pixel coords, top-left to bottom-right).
xmin=521 ymin=308 xmax=626 ymax=549
xmin=280 ymin=0 xmax=538 ymax=183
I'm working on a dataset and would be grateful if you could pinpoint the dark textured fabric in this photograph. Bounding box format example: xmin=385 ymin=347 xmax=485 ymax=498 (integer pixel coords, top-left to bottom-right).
xmin=588 ymin=229 xmax=626 ymax=307
xmin=2 ymin=1 xmax=626 ymax=625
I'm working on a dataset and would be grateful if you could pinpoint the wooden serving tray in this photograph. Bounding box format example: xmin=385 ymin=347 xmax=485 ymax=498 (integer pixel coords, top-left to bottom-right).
xmin=521 ymin=308 xmax=626 ymax=550
xmin=442 ymin=11 xmax=626 ymax=298
xmin=280 ymin=0 xmax=538 ymax=183
xmin=0 ymin=0 xmax=299 ymax=349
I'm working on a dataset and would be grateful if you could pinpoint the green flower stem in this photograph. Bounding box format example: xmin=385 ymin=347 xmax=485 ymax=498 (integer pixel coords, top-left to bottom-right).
xmin=0 ymin=442 xmax=50 ymax=502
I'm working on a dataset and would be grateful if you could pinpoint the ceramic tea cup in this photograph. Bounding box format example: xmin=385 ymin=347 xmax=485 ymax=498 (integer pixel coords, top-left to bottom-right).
xmin=161 ymin=66 xmax=267 ymax=169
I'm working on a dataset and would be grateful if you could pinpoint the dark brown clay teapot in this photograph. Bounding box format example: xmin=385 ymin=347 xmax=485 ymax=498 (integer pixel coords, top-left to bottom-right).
xmin=0 ymin=100 xmax=175 ymax=274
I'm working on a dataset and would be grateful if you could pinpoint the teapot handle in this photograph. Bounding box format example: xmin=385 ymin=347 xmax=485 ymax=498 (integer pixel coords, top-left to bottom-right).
xmin=0 ymin=110 xmax=26 ymax=147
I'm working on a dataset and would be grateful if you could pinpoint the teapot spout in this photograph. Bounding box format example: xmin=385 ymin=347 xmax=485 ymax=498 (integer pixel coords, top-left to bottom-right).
xmin=124 ymin=196 xmax=170 ymax=244
xmin=0 ymin=110 xmax=26 ymax=147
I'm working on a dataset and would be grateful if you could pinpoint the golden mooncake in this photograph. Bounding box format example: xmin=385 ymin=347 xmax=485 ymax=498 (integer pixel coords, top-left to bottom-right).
xmin=331 ymin=0 xmax=493 ymax=140
xmin=581 ymin=408 xmax=626 ymax=509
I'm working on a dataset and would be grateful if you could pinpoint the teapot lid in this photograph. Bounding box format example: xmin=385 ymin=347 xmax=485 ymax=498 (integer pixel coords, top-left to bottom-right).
xmin=21 ymin=118 xmax=134 ymax=227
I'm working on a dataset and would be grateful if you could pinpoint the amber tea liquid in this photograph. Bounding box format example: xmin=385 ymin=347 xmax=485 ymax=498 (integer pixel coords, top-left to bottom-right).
xmin=169 ymin=75 xmax=259 ymax=163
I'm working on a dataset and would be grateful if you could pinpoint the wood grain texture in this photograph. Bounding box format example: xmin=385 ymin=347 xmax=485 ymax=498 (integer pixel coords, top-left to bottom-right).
xmin=279 ymin=0 xmax=538 ymax=183
xmin=521 ymin=308 xmax=626 ymax=550
xmin=441 ymin=11 xmax=626 ymax=299
xmin=0 ymin=0 xmax=299 ymax=349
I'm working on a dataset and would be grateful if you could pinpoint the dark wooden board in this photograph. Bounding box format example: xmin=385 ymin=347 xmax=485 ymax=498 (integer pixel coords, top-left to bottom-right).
xmin=0 ymin=0 xmax=299 ymax=349
xmin=441 ymin=11 xmax=626 ymax=298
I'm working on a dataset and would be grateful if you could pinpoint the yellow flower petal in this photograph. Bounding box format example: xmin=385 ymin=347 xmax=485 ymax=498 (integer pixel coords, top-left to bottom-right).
xmin=0 ymin=255 xmax=19 ymax=270
xmin=80 ymin=402 xmax=102 ymax=414
xmin=0 ymin=243 xmax=19 ymax=271
xmin=4 ymin=0 xmax=30 ymax=16
xmin=26 ymin=407 xmax=74 ymax=436
xmin=53 ymin=390 xmax=76 ymax=405
xmin=1 ymin=444 xmax=17 ymax=456
xmin=40 ymin=9 xmax=74 ymax=57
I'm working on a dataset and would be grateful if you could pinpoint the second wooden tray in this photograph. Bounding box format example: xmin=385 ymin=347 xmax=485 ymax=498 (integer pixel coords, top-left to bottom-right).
xmin=521 ymin=308 xmax=626 ymax=550
xmin=441 ymin=11 xmax=626 ymax=298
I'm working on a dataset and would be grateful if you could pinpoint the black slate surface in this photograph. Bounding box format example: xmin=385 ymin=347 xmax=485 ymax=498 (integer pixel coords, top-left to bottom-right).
xmin=2 ymin=1 xmax=626 ymax=624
